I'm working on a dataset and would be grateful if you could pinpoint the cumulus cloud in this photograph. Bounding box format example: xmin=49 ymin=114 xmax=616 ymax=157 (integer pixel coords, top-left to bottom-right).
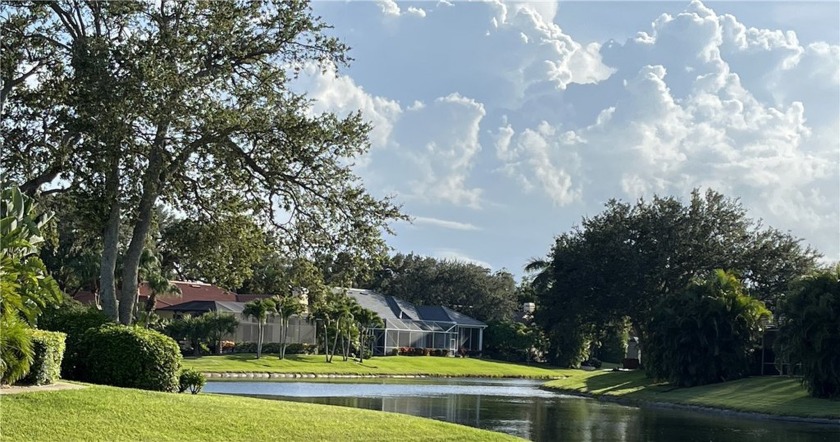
xmin=497 ymin=0 xmax=838 ymax=255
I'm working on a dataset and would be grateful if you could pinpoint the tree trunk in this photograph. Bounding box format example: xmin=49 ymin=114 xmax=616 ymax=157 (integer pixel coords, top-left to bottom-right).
xmin=330 ymin=324 xmax=341 ymax=363
xmin=323 ymin=322 xmax=330 ymax=362
xmin=256 ymin=321 xmax=263 ymax=359
xmin=98 ymin=159 xmax=121 ymax=321
xmin=118 ymin=147 xmax=164 ymax=325
xmin=279 ymin=317 xmax=287 ymax=360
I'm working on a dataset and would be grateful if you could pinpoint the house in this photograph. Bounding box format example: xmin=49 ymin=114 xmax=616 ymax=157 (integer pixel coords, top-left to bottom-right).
xmin=73 ymin=280 xmax=237 ymax=310
xmin=155 ymin=299 xmax=316 ymax=346
xmin=343 ymin=289 xmax=486 ymax=356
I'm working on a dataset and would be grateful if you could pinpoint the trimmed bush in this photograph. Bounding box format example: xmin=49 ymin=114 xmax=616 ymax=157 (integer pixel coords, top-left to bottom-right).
xmin=79 ymin=324 xmax=182 ymax=392
xmin=178 ymin=368 xmax=206 ymax=394
xmin=38 ymin=300 xmax=110 ymax=380
xmin=775 ymin=266 xmax=840 ymax=398
xmin=21 ymin=330 xmax=66 ymax=386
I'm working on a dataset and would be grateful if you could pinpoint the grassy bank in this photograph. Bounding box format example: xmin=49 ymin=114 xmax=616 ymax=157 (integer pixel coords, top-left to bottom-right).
xmin=183 ymin=354 xmax=570 ymax=378
xmin=544 ymin=369 xmax=840 ymax=420
xmin=1 ymin=384 xmax=520 ymax=441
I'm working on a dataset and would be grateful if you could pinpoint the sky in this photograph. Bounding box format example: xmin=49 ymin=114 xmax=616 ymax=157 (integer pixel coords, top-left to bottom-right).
xmin=297 ymin=0 xmax=840 ymax=277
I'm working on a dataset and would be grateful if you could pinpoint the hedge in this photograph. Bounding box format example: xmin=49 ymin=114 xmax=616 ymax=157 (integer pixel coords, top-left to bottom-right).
xmin=38 ymin=300 xmax=110 ymax=380
xmin=21 ymin=330 xmax=66 ymax=386
xmin=232 ymin=342 xmax=315 ymax=355
xmin=79 ymin=324 xmax=182 ymax=392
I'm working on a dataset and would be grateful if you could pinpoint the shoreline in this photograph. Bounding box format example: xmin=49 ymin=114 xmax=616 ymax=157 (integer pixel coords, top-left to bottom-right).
xmin=540 ymin=385 xmax=840 ymax=426
xmin=200 ymin=370 xmax=840 ymax=425
xmin=202 ymin=371 xmax=562 ymax=380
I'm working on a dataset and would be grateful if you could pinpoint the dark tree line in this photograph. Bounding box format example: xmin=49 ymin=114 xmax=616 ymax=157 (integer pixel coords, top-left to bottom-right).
xmin=529 ymin=189 xmax=819 ymax=369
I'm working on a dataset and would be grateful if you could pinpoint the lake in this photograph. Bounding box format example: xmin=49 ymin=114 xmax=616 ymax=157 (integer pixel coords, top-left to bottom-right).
xmin=205 ymin=378 xmax=840 ymax=441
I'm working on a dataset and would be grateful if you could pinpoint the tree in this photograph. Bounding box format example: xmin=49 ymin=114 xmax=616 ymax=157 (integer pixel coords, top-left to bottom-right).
xmin=4 ymin=1 xmax=406 ymax=325
xmin=645 ymin=270 xmax=770 ymax=386
xmin=532 ymin=189 xmax=818 ymax=368
xmin=0 ymin=186 xmax=62 ymax=384
xmin=159 ymin=212 xmax=271 ymax=290
xmin=243 ymin=298 xmax=276 ymax=359
xmin=774 ymin=266 xmax=840 ymax=398
xmin=202 ymin=312 xmax=239 ymax=356
xmin=273 ymin=294 xmax=304 ymax=360
xmin=165 ymin=315 xmax=208 ymax=357
xmin=352 ymin=302 xmax=382 ymax=363
xmin=371 ymin=253 xmax=518 ymax=322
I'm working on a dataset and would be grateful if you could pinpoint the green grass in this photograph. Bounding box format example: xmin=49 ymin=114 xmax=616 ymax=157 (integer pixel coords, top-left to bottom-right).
xmin=1 ymin=384 xmax=521 ymax=441
xmin=183 ymin=354 xmax=572 ymax=378
xmin=543 ymin=369 xmax=840 ymax=419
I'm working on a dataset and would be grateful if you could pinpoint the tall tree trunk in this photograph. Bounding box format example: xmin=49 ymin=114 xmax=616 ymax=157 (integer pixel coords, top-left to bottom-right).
xmin=119 ymin=147 xmax=164 ymax=324
xmin=256 ymin=321 xmax=263 ymax=359
xmin=98 ymin=159 xmax=121 ymax=321
xmin=323 ymin=322 xmax=330 ymax=362
xmin=330 ymin=324 xmax=341 ymax=363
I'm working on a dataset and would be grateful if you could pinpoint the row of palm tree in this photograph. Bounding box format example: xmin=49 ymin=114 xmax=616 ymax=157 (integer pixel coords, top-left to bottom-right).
xmin=243 ymin=290 xmax=383 ymax=363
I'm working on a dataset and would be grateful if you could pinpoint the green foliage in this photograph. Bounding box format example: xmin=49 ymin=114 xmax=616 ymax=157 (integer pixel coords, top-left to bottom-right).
xmin=0 ymin=186 xmax=63 ymax=385
xmin=79 ymin=324 xmax=182 ymax=392
xmin=178 ymin=368 xmax=206 ymax=394
xmin=645 ymin=271 xmax=770 ymax=387
xmin=4 ymin=0 xmax=406 ymax=325
xmin=243 ymin=298 xmax=276 ymax=359
xmin=595 ymin=320 xmax=630 ymax=364
xmin=371 ymin=253 xmax=518 ymax=321
xmin=0 ymin=316 xmax=33 ymax=385
xmin=160 ymin=215 xmax=270 ymax=289
xmin=775 ymin=266 xmax=840 ymax=398
xmin=545 ymin=320 xmax=592 ymax=368
xmin=484 ymin=320 xmax=545 ymax=362
xmin=165 ymin=313 xmax=238 ymax=356
xmin=38 ymin=299 xmax=110 ymax=380
xmin=531 ymin=190 xmax=817 ymax=374
xmin=1 ymin=186 xmax=62 ymax=325
xmin=21 ymin=330 xmax=66 ymax=386
xmin=232 ymin=342 xmax=315 ymax=355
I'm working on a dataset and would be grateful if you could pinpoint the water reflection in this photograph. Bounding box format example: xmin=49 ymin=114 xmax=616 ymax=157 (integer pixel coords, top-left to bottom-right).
xmin=205 ymin=379 xmax=840 ymax=442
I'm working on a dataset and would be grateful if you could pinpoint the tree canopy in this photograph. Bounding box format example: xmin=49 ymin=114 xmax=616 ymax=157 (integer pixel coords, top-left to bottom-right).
xmin=530 ymin=189 xmax=818 ymax=366
xmin=369 ymin=253 xmax=518 ymax=322
xmin=2 ymin=1 xmax=405 ymax=324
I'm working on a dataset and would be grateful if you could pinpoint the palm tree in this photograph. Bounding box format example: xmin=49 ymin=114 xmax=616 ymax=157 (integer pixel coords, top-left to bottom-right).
xmin=243 ymin=298 xmax=275 ymax=359
xmin=310 ymin=302 xmax=335 ymax=363
xmin=273 ymin=294 xmax=304 ymax=359
xmin=353 ymin=304 xmax=383 ymax=363
xmin=203 ymin=312 xmax=239 ymax=355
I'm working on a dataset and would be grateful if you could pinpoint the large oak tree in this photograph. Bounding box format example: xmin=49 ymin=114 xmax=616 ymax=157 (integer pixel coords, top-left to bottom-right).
xmin=2 ymin=1 xmax=404 ymax=324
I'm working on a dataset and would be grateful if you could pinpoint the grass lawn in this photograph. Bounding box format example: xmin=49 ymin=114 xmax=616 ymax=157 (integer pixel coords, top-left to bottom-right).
xmin=183 ymin=354 xmax=572 ymax=378
xmin=543 ymin=369 xmax=840 ymax=420
xmin=1 ymin=384 xmax=521 ymax=441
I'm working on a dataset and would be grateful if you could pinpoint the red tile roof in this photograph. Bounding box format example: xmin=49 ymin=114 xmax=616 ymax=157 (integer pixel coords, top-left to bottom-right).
xmin=235 ymin=293 xmax=273 ymax=303
xmin=73 ymin=281 xmax=237 ymax=309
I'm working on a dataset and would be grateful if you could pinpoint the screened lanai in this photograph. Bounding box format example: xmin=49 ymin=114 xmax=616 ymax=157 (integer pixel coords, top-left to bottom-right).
xmin=343 ymin=289 xmax=487 ymax=356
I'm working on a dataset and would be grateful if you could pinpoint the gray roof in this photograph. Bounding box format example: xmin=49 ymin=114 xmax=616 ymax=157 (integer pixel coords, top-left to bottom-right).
xmin=415 ymin=306 xmax=486 ymax=327
xmin=342 ymin=288 xmax=486 ymax=329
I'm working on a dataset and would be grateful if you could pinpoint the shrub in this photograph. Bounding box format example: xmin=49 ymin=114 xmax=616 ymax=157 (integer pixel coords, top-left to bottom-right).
xmin=178 ymin=368 xmax=206 ymax=394
xmin=20 ymin=330 xmax=66 ymax=386
xmin=1 ymin=317 xmax=33 ymax=385
xmin=38 ymin=299 xmax=110 ymax=380
xmin=646 ymin=271 xmax=769 ymax=387
xmin=389 ymin=348 xmax=399 ymax=356
xmin=775 ymin=266 xmax=840 ymax=398
xmin=79 ymin=324 xmax=182 ymax=392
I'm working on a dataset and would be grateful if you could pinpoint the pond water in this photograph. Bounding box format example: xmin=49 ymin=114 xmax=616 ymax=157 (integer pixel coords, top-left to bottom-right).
xmin=205 ymin=378 xmax=840 ymax=442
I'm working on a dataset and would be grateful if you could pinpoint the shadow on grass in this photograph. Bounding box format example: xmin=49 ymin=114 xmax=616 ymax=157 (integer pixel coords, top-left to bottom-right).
xmin=584 ymin=370 xmax=657 ymax=396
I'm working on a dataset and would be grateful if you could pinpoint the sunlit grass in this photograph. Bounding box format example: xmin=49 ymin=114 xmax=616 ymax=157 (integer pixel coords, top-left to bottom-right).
xmin=1 ymin=384 xmax=522 ymax=441
xmin=543 ymin=370 xmax=840 ymax=419
xmin=183 ymin=354 xmax=574 ymax=379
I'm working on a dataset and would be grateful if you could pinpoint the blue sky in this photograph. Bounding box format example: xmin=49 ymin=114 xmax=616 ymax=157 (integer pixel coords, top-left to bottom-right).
xmin=298 ymin=0 xmax=840 ymax=276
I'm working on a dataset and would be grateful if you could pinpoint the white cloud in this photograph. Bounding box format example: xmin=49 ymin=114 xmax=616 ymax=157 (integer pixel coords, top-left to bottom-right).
xmin=413 ymin=216 xmax=480 ymax=231
xmin=496 ymin=1 xmax=838 ymax=255
xmin=433 ymin=249 xmax=494 ymax=270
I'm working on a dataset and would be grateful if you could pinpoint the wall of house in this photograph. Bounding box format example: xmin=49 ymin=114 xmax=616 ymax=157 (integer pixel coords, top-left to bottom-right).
xmin=233 ymin=315 xmax=316 ymax=344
